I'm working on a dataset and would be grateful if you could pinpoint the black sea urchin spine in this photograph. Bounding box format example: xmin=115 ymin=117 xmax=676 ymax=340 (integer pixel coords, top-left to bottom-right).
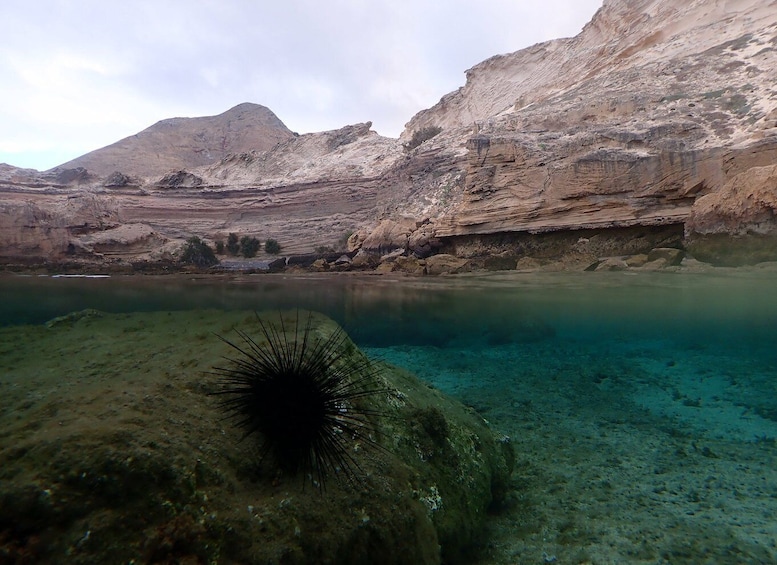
xmin=212 ymin=312 xmax=386 ymax=489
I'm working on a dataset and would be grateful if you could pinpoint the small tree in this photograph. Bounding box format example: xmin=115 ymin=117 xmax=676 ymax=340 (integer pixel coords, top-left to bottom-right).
xmin=180 ymin=236 xmax=218 ymax=268
xmin=240 ymin=235 xmax=261 ymax=258
xmin=264 ymin=238 xmax=281 ymax=254
xmin=226 ymin=233 xmax=240 ymax=256
xmin=215 ymin=240 xmax=224 ymax=254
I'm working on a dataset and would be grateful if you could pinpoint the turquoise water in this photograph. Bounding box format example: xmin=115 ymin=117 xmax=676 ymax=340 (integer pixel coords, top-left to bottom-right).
xmin=3 ymin=270 xmax=777 ymax=443
xmin=2 ymin=270 xmax=777 ymax=562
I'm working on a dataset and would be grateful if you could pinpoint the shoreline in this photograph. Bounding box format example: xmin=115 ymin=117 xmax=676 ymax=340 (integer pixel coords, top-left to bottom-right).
xmin=4 ymin=254 xmax=777 ymax=279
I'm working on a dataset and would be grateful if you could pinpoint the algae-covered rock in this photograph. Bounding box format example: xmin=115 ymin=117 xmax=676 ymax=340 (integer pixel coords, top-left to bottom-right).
xmin=0 ymin=310 xmax=513 ymax=564
xmin=44 ymin=308 xmax=103 ymax=328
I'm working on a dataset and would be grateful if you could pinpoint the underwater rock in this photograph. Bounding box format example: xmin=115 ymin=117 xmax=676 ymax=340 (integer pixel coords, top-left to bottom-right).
xmin=593 ymin=257 xmax=629 ymax=272
xmin=647 ymin=247 xmax=684 ymax=266
xmin=44 ymin=308 xmax=104 ymax=328
xmin=0 ymin=310 xmax=513 ymax=564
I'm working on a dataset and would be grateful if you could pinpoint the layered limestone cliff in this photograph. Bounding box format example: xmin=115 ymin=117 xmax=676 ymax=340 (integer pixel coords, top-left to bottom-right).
xmin=0 ymin=121 xmax=402 ymax=263
xmin=404 ymin=0 xmax=777 ymax=252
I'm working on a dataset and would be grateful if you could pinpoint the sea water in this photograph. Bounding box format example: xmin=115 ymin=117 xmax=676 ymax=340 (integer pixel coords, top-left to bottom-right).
xmin=1 ymin=270 xmax=776 ymax=563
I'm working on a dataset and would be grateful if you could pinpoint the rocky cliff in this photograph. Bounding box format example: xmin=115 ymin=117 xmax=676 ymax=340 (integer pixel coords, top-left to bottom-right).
xmin=2 ymin=0 xmax=777 ymax=269
xmin=0 ymin=121 xmax=402 ymax=264
xmin=400 ymin=0 xmax=777 ymax=265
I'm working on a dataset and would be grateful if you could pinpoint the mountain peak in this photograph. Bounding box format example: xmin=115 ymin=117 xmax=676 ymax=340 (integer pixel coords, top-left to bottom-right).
xmin=53 ymin=103 xmax=295 ymax=178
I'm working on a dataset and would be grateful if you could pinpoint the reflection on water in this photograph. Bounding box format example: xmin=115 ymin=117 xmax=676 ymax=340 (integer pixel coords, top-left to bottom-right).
xmin=2 ymin=270 xmax=777 ymax=562
xmin=4 ymin=269 xmax=777 ymax=435
xmin=3 ymin=270 xmax=777 ymax=350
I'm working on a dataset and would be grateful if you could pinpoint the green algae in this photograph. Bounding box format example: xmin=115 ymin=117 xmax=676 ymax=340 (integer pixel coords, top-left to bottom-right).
xmin=0 ymin=310 xmax=512 ymax=564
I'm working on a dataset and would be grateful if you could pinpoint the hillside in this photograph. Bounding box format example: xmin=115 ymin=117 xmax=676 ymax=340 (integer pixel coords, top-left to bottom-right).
xmin=53 ymin=103 xmax=294 ymax=179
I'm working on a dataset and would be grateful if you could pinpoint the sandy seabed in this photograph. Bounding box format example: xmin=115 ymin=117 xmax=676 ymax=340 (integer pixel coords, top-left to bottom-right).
xmin=367 ymin=331 xmax=777 ymax=564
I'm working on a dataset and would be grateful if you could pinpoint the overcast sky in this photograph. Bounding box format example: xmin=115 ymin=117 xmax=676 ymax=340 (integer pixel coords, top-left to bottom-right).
xmin=0 ymin=0 xmax=602 ymax=171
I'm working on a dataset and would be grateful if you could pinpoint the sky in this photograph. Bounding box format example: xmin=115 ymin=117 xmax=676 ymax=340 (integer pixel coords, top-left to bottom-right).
xmin=0 ymin=0 xmax=602 ymax=171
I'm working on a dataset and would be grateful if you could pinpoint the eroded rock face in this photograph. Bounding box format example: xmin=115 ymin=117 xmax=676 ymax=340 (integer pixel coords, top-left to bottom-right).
xmin=203 ymin=122 xmax=400 ymax=187
xmin=0 ymin=190 xmax=120 ymax=260
xmin=156 ymin=171 xmax=204 ymax=189
xmin=687 ymin=165 xmax=777 ymax=237
xmin=686 ymin=164 xmax=777 ymax=264
xmin=415 ymin=0 xmax=777 ymax=245
xmin=0 ymin=124 xmax=396 ymax=265
xmin=360 ymin=218 xmax=416 ymax=255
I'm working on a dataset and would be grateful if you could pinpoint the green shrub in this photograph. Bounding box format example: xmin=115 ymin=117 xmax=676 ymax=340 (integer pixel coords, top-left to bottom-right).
xmin=226 ymin=233 xmax=240 ymax=255
xmin=265 ymin=238 xmax=281 ymax=255
xmin=215 ymin=240 xmax=224 ymax=254
xmin=240 ymin=236 xmax=261 ymax=258
xmin=179 ymin=236 xmax=218 ymax=268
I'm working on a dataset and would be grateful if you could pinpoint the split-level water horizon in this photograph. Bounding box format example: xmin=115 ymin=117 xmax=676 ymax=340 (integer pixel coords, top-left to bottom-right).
xmin=2 ymin=269 xmax=776 ymax=563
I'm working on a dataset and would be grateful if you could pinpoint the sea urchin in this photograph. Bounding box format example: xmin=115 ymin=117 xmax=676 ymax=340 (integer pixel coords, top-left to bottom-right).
xmin=212 ymin=311 xmax=385 ymax=488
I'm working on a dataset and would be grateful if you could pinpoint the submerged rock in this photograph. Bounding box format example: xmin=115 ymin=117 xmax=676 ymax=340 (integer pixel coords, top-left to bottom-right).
xmin=0 ymin=310 xmax=513 ymax=564
xmin=44 ymin=308 xmax=104 ymax=328
xmin=647 ymin=247 xmax=684 ymax=266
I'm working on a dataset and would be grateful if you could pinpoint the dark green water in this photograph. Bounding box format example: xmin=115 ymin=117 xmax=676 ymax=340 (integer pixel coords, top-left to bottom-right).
xmin=3 ymin=270 xmax=777 ymax=561
xmin=3 ymin=269 xmax=776 ymax=438
xmin=3 ymin=270 xmax=776 ymax=351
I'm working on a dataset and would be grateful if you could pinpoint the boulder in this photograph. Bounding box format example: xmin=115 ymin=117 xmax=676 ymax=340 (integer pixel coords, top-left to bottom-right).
xmin=0 ymin=311 xmax=513 ymax=564
xmin=103 ymin=171 xmax=134 ymax=187
xmin=332 ymin=254 xmax=353 ymax=271
xmin=425 ymin=254 xmax=470 ymax=275
xmin=267 ymin=257 xmax=287 ymax=271
xmin=156 ymin=170 xmax=204 ymax=189
xmin=361 ymin=219 xmax=416 ymax=255
xmin=624 ymin=254 xmax=649 ymax=268
xmin=408 ymin=223 xmax=442 ymax=258
xmin=647 ymin=248 xmax=684 ymax=266
xmin=333 ymin=254 xmax=352 ymax=266
xmin=52 ymin=167 xmax=92 ymax=185
xmin=380 ymin=248 xmax=405 ymax=262
xmin=593 ymin=257 xmax=629 ymax=271
xmin=640 ymin=258 xmax=671 ymax=271
xmin=350 ymin=249 xmax=379 ymax=269
xmin=394 ymin=255 xmax=427 ymax=275
xmin=374 ymin=261 xmax=398 ymax=274
xmin=515 ymin=256 xmax=543 ymax=271
xmin=347 ymin=229 xmax=368 ymax=253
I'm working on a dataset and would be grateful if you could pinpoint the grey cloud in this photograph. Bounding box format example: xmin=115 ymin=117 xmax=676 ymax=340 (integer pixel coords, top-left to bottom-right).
xmin=0 ymin=0 xmax=602 ymax=169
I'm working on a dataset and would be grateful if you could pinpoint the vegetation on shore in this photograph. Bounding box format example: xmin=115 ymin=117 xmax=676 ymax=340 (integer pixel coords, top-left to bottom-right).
xmin=179 ymin=236 xmax=219 ymax=268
